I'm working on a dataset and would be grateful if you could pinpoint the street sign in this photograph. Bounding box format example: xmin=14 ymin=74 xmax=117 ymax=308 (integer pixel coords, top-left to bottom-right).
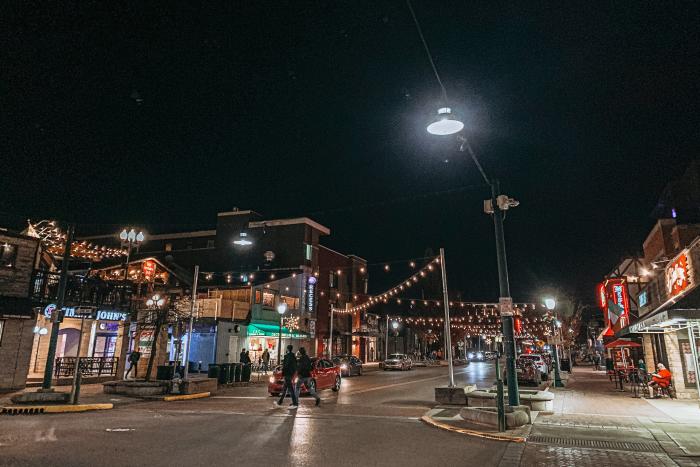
xmin=499 ymin=297 xmax=513 ymax=316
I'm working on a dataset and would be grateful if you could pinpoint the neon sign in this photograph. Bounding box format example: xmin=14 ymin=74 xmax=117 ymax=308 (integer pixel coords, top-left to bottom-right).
xmin=666 ymin=252 xmax=692 ymax=297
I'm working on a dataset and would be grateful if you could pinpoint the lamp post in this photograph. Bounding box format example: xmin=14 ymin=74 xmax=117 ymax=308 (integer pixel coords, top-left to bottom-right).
xmin=277 ymin=302 xmax=287 ymax=365
xmin=119 ymin=228 xmax=144 ymax=281
xmin=545 ymin=298 xmax=564 ymax=387
xmin=144 ymin=293 xmax=166 ymax=382
xmin=33 ymin=326 xmax=48 ymax=372
xmin=329 ymin=305 xmax=335 ymax=358
xmin=392 ymin=321 xmax=399 ymax=353
xmin=428 ymin=120 xmax=520 ymax=406
xmin=385 ymin=315 xmax=390 ymax=361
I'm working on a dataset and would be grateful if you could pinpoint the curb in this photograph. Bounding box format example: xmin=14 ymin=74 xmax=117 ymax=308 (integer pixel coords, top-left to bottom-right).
xmin=1 ymin=403 xmax=113 ymax=415
xmin=420 ymin=415 xmax=526 ymax=443
xmin=162 ymin=392 xmax=210 ymax=402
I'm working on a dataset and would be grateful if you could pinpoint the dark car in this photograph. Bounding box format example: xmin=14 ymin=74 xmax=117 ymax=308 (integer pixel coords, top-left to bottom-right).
xmin=332 ymin=355 xmax=363 ymax=376
xmin=268 ymin=358 xmax=342 ymax=396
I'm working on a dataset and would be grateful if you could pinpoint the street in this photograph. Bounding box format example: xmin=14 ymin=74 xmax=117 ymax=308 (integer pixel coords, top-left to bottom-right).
xmin=0 ymin=363 xmax=508 ymax=467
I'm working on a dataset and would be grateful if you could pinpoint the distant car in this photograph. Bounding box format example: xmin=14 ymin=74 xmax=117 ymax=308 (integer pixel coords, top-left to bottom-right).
xmin=268 ymin=358 xmax=341 ymax=396
xmin=383 ymin=353 xmax=413 ymax=371
xmin=484 ymin=351 xmax=498 ymax=361
xmin=467 ymin=350 xmax=485 ymax=361
xmin=518 ymin=354 xmax=549 ymax=379
xmin=332 ymin=355 xmax=363 ymax=376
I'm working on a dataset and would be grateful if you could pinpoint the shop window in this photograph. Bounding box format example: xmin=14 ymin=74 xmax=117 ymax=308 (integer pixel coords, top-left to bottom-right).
xmin=254 ymin=289 xmax=262 ymax=304
xmin=281 ymin=295 xmax=300 ymax=310
xmin=262 ymin=291 xmax=276 ymax=308
xmin=1 ymin=243 xmax=18 ymax=268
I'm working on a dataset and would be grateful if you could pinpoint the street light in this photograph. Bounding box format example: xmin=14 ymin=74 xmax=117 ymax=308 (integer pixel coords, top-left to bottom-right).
xmin=277 ymin=302 xmax=287 ymax=365
xmin=544 ymin=298 xmax=564 ymax=387
xmin=119 ymin=228 xmax=144 ymax=281
xmin=233 ymin=230 xmax=252 ymax=246
xmin=426 ymin=107 xmax=464 ymax=135
xmin=392 ymin=321 xmax=399 ymax=354
xmin=33 ymin=326 xmax=48 ymax=372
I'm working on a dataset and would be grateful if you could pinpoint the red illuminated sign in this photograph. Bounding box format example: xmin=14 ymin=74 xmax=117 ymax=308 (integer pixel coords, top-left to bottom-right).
xmin=666 ymin=253 xmax=692 ymax=298
xmin=596 ymin=283 xmax=606 ymax=310
xmin=142 ymin=260 xmax=156 ymax=281
xmin=599 ymin=279 xmax=630 ymax=333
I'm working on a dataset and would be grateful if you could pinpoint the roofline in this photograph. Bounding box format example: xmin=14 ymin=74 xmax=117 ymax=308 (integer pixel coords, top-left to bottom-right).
xmin=249 ymin=217 xmax=330 ymax=236
xmin=217 ymin=210 xmax=260 ymax=217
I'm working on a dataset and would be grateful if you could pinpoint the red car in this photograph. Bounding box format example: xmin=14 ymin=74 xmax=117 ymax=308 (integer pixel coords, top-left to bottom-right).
xmin=268 ymin=358 xmax=342 ymax=396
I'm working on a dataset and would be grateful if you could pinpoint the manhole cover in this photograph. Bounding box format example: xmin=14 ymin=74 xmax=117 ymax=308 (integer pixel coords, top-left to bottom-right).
xmin=528 ymin=435 xmax=662 ymax=453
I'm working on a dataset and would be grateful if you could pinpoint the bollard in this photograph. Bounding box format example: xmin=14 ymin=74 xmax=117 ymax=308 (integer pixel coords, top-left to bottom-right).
xmin=73 ymin=371 xmax=82 ymax=405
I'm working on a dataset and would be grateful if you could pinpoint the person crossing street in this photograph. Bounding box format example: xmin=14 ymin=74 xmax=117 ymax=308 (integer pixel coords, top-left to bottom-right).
xmin=274 ymin=345 xmax=298 ymax=409
xmin=295 ymin=347 xmax=320 ymax=407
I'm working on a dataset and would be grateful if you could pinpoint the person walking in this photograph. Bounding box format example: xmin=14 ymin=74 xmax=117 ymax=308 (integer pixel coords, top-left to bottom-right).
xmin=125 ymin=350 xmax=141 ymax=379
xmin=262 ymin=348 xmax=270 ymax=374
xmin=275 ymin=345 xmax=298 ymax=409
xmin=593 ymin=351 xmax=601 ymax=371
xmin=240 ymin=348 xmax=248 ymax=363
xmin=295 ymin=347 xmax=320 ymax=406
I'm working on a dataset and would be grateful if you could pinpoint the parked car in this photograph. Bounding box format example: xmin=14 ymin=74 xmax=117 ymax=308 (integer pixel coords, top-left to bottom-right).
xmin=268 ymin=358 xmax=342 ymax=396
xmin=518 ymin=354 xmax=549 ymax=380
xmin=467 ymin=350 xmax=485 ymax=361
xmin=383 ymin=353 xmax=413 ymax=371
xmin=484 ymin=351 xmax=498 ymax=361
xmin=332 ymin=355 xmax=363 ymax=376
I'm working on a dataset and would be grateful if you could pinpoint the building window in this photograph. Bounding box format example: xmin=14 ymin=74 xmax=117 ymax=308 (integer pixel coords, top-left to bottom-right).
xmin=262 ymin=291 xmax=276 ymax=308
xmin=207 ymin=239 xmax=215 ymax=248
xmin=1 ymin=243 xmax=18 ymax=268
xmin=281 ymin=295 xmax=300 ymax=310
xmin=304 ymin=244 xmax=313 ymax=261
xmin=164 ymin=243 xmax=172 ymax=252
xmin=329 ymin=271 xmax=338 ymax=288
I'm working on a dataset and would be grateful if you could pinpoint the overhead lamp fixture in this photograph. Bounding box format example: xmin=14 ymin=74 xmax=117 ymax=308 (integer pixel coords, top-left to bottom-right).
xmin=233 ymin=231 xmax=252 ymax=246
xmin=427 ymin=107 xmax=464 ymax=136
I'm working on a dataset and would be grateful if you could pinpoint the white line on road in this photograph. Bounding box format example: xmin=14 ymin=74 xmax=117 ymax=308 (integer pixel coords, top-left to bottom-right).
xmin=342 ymin=369 xmax=469 ymax=396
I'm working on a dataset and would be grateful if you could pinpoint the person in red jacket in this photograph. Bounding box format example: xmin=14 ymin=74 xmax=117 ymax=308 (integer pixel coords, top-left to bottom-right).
xmin=648 ymin=363 xmax=672 ymax=398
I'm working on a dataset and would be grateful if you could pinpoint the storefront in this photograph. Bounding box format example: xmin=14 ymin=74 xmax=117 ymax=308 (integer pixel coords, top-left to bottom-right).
xmin=247 ymin=323 xmax=310 ymax=365
xmin=619 ymin=243 xmax=700 ymax=399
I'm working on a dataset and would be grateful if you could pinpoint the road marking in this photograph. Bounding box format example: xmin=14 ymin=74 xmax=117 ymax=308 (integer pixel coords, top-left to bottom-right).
xmin=342 ymin=370 xmax=469 ymax=396
xmin=105 ymin=428 xmax=135 ymax=432
xmin=35 ymin=427 xmax=57 ymax=442
xmin=211 ymin=396 xmax=270 ymax=400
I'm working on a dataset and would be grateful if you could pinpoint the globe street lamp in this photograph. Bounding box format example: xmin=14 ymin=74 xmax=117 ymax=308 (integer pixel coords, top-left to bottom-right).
xmin=545 ymin=298 xmax=564 ymax=387
xmin=277 ymin=302 xmax=287 ymax=365
xmin=119 ymin=228 xmax=145 ymax=281
xmin=392 ymin=321 xmax=399 ymax=353
xmin=144 ymin=293 xmax=166 ymax=381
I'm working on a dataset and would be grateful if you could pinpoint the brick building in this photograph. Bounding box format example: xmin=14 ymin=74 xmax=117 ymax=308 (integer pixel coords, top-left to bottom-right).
xmin=0 ymin=230 xmax=40 ymax=392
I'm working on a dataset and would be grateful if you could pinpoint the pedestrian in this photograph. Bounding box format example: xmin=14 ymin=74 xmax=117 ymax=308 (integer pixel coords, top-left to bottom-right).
xmin=244 ymin=350 xmax=251 ymax=365
xmin=295 ymin=347 xmax=320 ymax=406
xmin=274 ymin=345 xmax=299 ymax=409
xmin=240 ymin=348 xmax=247 ymax=363
xmin=262 ymin=348 xmax=270 ymax=374
xmin=648 ymin=363 xmax=672 ymax=398
xmin=125 ymin=350 xmax=141 ymax=379
xmin=593 ymin=351 xmax=601 ymax=371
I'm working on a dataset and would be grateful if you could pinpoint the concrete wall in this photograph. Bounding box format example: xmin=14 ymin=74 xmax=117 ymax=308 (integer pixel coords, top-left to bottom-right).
xmin=0 ymin=318 xmax=34 ymax=392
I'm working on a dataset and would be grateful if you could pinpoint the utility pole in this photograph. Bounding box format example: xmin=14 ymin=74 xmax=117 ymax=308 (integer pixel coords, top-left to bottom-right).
xmin=439 ymin=248 xmax=454 ymax=387
xmin=41 ymin=224 xmax=74 ymax=391
xmin=491 ymin=180 xmax=520 ymax=407
xmin=183 ymin=265 xmax=199 ymax=380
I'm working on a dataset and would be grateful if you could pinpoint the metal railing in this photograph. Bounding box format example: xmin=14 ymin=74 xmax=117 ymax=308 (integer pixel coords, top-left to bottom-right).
xmin=54 ymin=357 xmax=119 ymax=377
xmin=31 ymin=270 xmax=134 ymax=309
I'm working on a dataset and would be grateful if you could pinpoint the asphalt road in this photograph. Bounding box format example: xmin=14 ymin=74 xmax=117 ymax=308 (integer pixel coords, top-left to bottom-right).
xmin=0 ymin=362 xmax=508 ymax=467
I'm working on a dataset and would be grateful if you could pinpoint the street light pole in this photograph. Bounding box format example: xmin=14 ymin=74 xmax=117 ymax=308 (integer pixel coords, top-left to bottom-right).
xmin=183 ymin=265 xmax=199 ymax=380
xmin=385 ymin=315 xmax=389 ymax=361
xmin=42 ymin=224 xmax=74 ymax=390
xmin=329 ymin=305 xmax=335 ymax=358
xmin=439 ymin=248 xmax=455 ymax=387
xmin=277 ymin=302 xmax=287 ymax=365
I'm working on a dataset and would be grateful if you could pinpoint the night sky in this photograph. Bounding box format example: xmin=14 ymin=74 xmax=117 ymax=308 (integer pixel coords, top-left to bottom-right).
xmin=3 ymin=2 xmax=700 ymax=302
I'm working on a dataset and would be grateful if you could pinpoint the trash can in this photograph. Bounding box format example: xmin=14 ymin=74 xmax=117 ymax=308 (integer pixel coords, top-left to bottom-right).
xmin=157 ymin=365 xmax=175 ymax=380
xmin=219 ymin=363 xmax=231 ymax=384
xmin=208 ymin=363 xmax=220 ymax=379
xmin=560 ymin=359 xmax=571 ymax=372
xmin=188 ymin=361 xmax=198 ymax=374
xmin=241 ymin=363 xmax=251 ymax=382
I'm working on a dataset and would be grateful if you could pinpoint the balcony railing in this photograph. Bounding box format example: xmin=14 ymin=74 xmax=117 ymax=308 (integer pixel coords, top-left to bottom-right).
xmin=31 ymin=270 xmax=134 ymax=309
xmin=54 ymin=357 xmax=119 ymax=377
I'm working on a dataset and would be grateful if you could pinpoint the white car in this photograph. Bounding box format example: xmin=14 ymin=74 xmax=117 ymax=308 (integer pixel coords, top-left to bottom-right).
xmin=383 ymin=353 xmax=413 ymax=371
xmin=518 ymin=354 xmax=549 ymax=379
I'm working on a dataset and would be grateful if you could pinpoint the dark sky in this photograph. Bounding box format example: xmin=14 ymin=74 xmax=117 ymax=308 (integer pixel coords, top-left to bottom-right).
xmin=3 ymin=2 xmax=700 ymax=302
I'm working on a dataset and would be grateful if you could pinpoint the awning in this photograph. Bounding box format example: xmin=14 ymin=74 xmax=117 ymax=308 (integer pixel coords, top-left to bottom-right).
xmin=604 ymin=338 xmax=642 ymax=349
xmin=618 ymin=309 xmax=700 ymax=335
xmin=248 ymin=323 xmax=309 ymax=339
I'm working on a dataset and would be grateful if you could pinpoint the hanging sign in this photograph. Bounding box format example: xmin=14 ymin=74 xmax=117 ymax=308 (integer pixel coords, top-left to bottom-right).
xmin=138 ymin=329 xmax=154 ymax=353
xmin=305 ymin=276 xmax=317 ymax=313
xmin=666 ymin=252 xmax=692 ymax=298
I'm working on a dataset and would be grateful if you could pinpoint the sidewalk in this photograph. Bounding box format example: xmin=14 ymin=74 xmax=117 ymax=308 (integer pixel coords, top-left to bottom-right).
xmin=1 ymin=383 xmax=148 ymax=409
xmin=425 ymin=365 xmax=700 ymax=466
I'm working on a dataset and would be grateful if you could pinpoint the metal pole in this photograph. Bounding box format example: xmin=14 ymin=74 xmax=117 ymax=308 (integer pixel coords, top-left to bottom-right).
xmin=439 ymin=248 xmax=455 ymax=387
xmin=277 ymin=312 xmax=283 ymax=365
xmin=491 ymin=180 xmax=520 ymax=406
xmin=329 ymin=306 xmax=334 ymax=358
xmin=183 ymin=265 xmax=199 ymax=380
xmin=70 ymin=316 xmax=86 ymax=404
xmin=385 ymin=315 xmax=389 ymax=361
xmin=552 ymin=317 xmax=563 ymax=387
xmin=686 ymin=322 xmax=700 ymax=408
xmin=42 ymin=224 xmax=74 ymax=390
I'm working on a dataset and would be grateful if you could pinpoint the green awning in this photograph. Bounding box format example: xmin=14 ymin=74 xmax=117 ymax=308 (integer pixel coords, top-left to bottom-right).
xmin=248 ymin=323 xmax=309 ymax=339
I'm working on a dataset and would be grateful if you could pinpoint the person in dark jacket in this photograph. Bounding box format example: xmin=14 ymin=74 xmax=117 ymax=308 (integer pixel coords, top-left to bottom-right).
xmin=295 ymin=347 xmax=320 ymax=406
xmin=275 ymin=345 xmax=298 ymax=409
xmin=240 ymin=348 xmax=249 ymax=364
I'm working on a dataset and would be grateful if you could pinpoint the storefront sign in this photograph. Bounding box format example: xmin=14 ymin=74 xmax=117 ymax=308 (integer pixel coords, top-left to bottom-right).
xmin=607 ymin=279 xmax=630 ymax=333
xmin=142 ymin=260 xmax=156 ymax=281
xmin=43 ymin=304 xmax=95 ymax=320
xmin=309 ymin=319 xmax=315 ymax=338
xmin=96 ymin=310 xmax=128 ymax=321
xmin=596 ymin=283 xmax=607 ymax=310
xmin=305 ymin=276 xmax=317 ymax=313
xmin=666 ymin=252 xmax=692 ymax=298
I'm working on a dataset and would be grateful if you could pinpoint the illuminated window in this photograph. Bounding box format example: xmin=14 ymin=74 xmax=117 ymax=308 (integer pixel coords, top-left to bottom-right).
xmin=304 ymin=244 xmax=312 ymax=261
xmin=164 ymin=243 xmax=172 ymax=252
xmin=0 ymin=243 xmax=17 ymax=268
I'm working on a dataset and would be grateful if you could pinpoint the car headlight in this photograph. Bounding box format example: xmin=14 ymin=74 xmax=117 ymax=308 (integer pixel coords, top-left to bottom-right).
xmin=468 ymin=353 xmax=475 ymax=359
xmin=269 ymin=376 xmax=275 ymax=383
xmin=477 ymin=352 xmax=483 ymax=359
xmin=340 ymin=364 xmax=348 ymax=370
